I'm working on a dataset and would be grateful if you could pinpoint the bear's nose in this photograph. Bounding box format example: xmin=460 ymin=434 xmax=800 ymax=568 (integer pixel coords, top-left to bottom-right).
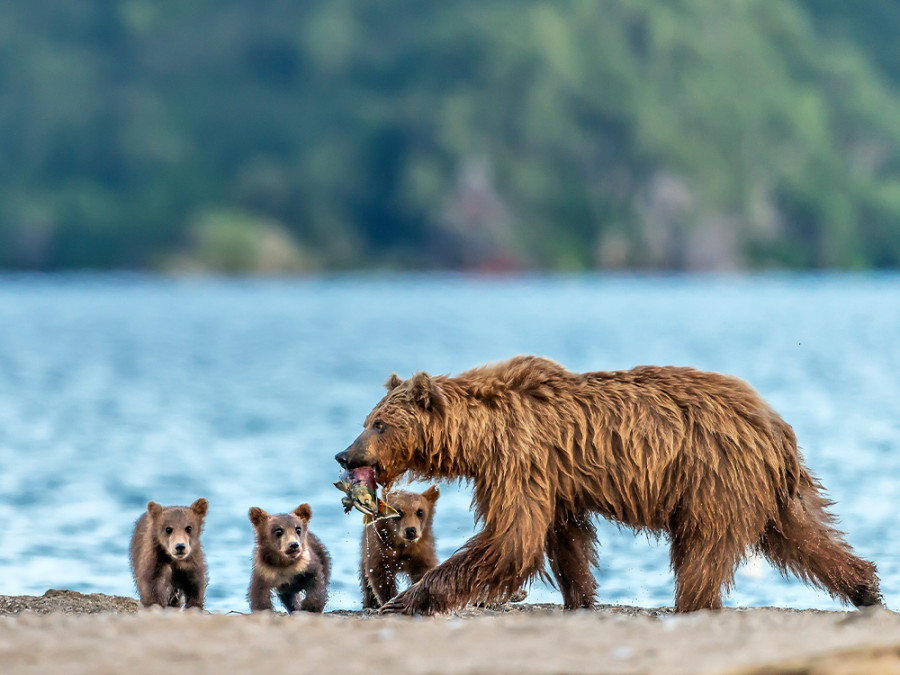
xmin=404 ymin=527 xmax=418 ymax=540
xmin=335 ymin=450 xmax=350 ymax=469
xmin=175 ymin=543 xmax=186 ymax=554
xmin=288 ymin=541 xmax=300 ymax=551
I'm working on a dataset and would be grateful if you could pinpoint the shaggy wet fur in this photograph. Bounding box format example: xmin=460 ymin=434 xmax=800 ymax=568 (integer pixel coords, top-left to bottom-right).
xmin=336 ymin=355 xmax=881 ymax=615
xmin=130 ymin=499 xmax=208 ymax=609
xmin=360 ymin=487 xmax=440 ymax=609
xmin=248 ymin=504 xmax=331 ymax=613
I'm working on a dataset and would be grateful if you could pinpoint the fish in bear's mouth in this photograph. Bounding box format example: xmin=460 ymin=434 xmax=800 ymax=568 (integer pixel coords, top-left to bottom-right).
xmin=333 ymin=466 xmax=399 ymax=524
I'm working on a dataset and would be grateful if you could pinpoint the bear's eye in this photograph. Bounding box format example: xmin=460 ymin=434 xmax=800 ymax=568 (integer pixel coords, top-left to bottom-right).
xmin=373 ymin=420 xmax=386 ymax=433
xmin=185 ymin=526 xmax=192 ymax=534
xmin=165 ymin=527 xmax=173 ymax=534
xmin=396 ymin=510 xmax=404 ymax=518
xmin=273 ymin=528 xmax=284 ymax=538
xmin=416 ymin=509 xmax=424 ymax=518
xmin=295 ymin=527 xmax=303 ymax=535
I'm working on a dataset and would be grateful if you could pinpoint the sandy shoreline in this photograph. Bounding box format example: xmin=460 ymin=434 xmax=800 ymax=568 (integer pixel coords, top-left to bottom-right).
xmin=0 ymin=591 xmax=898 ymax=674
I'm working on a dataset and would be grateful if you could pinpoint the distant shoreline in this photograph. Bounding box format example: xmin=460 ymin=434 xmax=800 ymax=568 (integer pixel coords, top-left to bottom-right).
xmin=1 ymin=590 xmax=898 ymax=674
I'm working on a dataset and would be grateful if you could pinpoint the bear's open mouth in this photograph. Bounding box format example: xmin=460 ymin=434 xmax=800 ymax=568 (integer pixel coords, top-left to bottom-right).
xmin=352 ymin=465 xmax=377 ymax=486
xmin=370 ymin=464 xmax=393 ymax=490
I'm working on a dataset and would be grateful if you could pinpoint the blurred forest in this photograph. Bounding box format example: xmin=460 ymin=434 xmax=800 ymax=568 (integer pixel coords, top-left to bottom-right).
xmin=3 ymin=0 xmax=900 ymax=272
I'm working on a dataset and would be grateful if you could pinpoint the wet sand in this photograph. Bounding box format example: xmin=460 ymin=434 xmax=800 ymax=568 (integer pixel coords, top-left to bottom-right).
xmin=0 ymin=591 xmax=898 ymax=674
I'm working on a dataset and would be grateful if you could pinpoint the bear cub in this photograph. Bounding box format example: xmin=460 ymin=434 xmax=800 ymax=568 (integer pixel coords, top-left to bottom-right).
xmin=248 ymin=503 xmax=331 ymax=613
xmin=360 ymin=486 xmax=439 ymax=609
xmin=130 ymin=498 xmax=208 ymax=609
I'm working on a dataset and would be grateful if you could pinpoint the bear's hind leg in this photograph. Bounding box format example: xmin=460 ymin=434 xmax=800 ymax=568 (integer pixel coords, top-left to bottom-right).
xmin=545 ymin=515 xmax=598 ymax=610
xmin=670 ymin=529 xmax=743 ymax=612
xmin=759 ymin=490 xmax=881 ymax=608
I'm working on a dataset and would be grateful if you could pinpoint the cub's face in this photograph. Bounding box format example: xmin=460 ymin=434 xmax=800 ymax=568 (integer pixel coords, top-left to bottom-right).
xmin=249 ymin=504 xmax=312 ymax=565
xmin=381 ymin=486 xmax=439 ymax=546
xmin=148 ymin=498 xmax=207 ymax=560
xmin=335 ymin=372 xmax=446 ymax=486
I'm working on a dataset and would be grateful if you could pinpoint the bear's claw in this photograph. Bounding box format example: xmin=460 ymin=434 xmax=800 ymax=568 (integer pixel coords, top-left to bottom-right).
xmin=379 ymin=583 xmax=435 ymax=616
xmin=379 ymin=592 xmax=414 ymax=615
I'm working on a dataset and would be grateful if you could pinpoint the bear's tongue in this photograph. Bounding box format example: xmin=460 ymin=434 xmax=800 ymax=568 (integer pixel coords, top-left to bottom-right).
xmin=346 ymin=465 xmax=376 ymax=492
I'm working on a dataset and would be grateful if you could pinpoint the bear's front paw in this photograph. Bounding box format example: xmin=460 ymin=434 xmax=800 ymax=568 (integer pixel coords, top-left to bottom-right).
xmin=379 ymin=583 xmax=435 ymax=616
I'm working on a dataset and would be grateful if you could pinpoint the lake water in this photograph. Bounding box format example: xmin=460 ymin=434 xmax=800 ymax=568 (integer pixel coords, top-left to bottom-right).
xmin=0 ymin=273 xmax=897 ymax=612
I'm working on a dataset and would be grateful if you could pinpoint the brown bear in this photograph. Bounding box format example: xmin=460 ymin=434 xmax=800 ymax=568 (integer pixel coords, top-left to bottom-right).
xmin=360 ymin=486 xmax=440 ymax=609
xmin=130 ymin=499 xmax=208 ymax=609
xmin=335 ymin=355 xmax=881 ymax=615
xmin=248 ymin=504 xmax=331 ymax=613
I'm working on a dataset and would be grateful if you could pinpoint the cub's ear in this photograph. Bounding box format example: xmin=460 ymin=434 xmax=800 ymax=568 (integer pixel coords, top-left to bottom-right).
xmin=409 ymin=371 xmax=445 ymax=415
xmin=293 ymin=503 xmax=312 ymax=521
xmin=147 ymin=501 xmax=163 ymax=520
xmin=248 ymin=507 xmax=269 ymax=527
xmin=190 ymin=498 xmax=208 ymax=520
xmin=422 ymin=485 xmax=440 ymax=504
xmin=385 ymin=373 xmax=403 ymax=391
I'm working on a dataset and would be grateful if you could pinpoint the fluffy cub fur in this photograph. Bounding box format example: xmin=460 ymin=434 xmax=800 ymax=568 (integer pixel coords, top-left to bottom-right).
xmin=130 ymin=499 xmax=208 ymax=609
xmin=360 ymin=486 xmax=440 ymax=609
xmin=248 ymin=504 xmax=331 ymax=613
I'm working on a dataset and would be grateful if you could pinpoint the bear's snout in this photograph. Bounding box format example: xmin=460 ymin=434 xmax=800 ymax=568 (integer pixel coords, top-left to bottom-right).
xmin=174 ymin=542 xmax=188 ymax=556
xmin=404 ymin=527 xmax=418 ymax=540
xmin=335 ymin=443 xmax=375 ymax=470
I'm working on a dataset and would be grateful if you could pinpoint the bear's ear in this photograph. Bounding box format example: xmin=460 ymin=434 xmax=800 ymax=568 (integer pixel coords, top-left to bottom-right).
xmin=190 ymin=498 xmax=208 ymax=520
xmin=248 ymin=507 xmax=268 ymax=527
xmin=409 ymin=371 xmax=445 ymax=415
xmin=147 ymin=501 xmax=163 ymax=521
xmin=422 ymin=485 xmax=440 ymax=504
xmin=385 ymin=373 xmax=403 ymax=391
xmin=293 ymin=503 xmax=312 ymax=521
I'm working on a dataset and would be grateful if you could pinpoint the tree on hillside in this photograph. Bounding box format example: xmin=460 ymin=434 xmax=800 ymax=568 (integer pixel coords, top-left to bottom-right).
xmin=1 ymin=0 xmax=900 ymax=271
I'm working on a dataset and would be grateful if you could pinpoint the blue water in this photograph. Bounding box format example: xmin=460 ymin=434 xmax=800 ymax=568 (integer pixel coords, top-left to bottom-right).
xmin=0 ymin=273 xmax=897 ymax=612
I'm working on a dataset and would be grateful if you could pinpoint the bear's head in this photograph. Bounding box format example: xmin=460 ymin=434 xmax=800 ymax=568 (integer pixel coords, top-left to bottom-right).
xmin=379 ymin=486 xmax=440 ymax=546
xmin=335 ymin=371 xmax=445 ymax=486
xmin=249 ymin=504 xmax=312 ymax=566
xmin=147 ymin=498 xmax=207 ymax=560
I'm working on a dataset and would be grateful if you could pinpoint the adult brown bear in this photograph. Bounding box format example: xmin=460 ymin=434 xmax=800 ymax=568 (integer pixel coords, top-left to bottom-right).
xmin=335 ymin=355 xmax=880 ymax=615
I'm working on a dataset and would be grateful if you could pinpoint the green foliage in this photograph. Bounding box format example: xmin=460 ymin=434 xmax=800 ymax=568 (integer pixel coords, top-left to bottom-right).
xmin=166 ymin=209 xmax=311 ymax=275
xmin=2 ymin=0 xmax=900 ymax=270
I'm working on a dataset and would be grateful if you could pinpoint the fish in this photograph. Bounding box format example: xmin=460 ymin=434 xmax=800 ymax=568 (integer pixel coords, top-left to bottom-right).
xmin=334 ymin=466 xmax=399 ymax=526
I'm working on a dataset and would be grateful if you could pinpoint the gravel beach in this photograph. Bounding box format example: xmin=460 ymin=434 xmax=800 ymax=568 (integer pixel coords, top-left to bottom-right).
xmin=0 ymin=591 xmax=898 ymax=674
